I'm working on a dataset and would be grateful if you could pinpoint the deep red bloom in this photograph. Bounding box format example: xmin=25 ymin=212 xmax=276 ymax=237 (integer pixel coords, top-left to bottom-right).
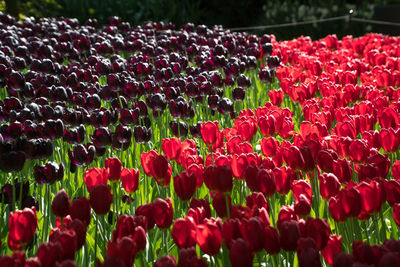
xmin=263 ymin=226 xmax=280 ymax=254
xmin=171 ymin=218 xmax=196 ymax=249
xmin=83 ymin=167 xmax=108 ymax=190
xmin=294 ymin=194 xmax=312 ymax=216
xmin=186 ymin=163 xmax=204 ymax=188
xmin=49 ymin=227 xmax=77 ymax=260
xmin=70 ymin=197 xmax=91 ymax=227
xmin=239 ymin=217 xmax=266 ymax=252
xmin=67 ymin=219 xmax=87 ymax=250
xmin=392 ymin=160 xmax=400 ymax=181
xmin=174 ymin=171 xmax=197 ymax=201
xmin=222 ymin=218 xmax=242 ymax=249
xmin=296 ymin=238 xmax=321 ymax=267
xmin=136 ymin=203 xmax=155 ymax=230
xmin=154 ymin=255 xmax=176 ymax=267
xmin=348 ymin=139 xmax=369 ymax=163
xmin=196 ymin=220 xmax=223 ymax=256
xmin=277 ymin=205 xmax=298 ymax=230
xmin=279 ymin=220 xmax=300 ymax=251
xmin=189 ymin=198 xmax=211 ymax=219
xmin=229 ymin=238 xmax=254 ymax=267
xmin=153 ymin=198 xmax=173 ymax=229
xmin=236 ymin=117 xmax=258 ymax=142
xmin=357 ymin=179 xmax=384 ymax=215
xmin=106 ymin=236 xmax=137 ymax=267
xmin=305 ymin=217 xmax=331 ymax=249
xmin=211 ymin=191 xmax=231 ymax=218
xmin=384 ymin=180 xmax=400 ymax=206
xmin=321 ymin=235 xmax=342 ymax=265
xmin=319 ymin=173 xmax=340 ymax=201
xmin=37 ymin=241 xmax=63 ymax=267
xmin=121 ymin=168 xmax=139 ymax=193
xmin=203 ymin=165 xmax=233 ymax=192
xmin=177 ymin=247 xmax=209 ymax=267
xmin=105 ymin=157 xmax=122 ymax=182
xmin=200 ymin=121 xmax=219 ymax=146
xmin=246 ymin=192 xmax=269 ymax=211
xmin=8 ymin=207 xmax=37 ymax=251
xmin=332 ymin=158 xmax=353 ymax=184
xmin=89 ymin=184 xmax=113 ymax=216
xmin=52 ymin=189 xmax=71 ymax=218
xmin=316 ymin=150 xmax=335 ymax=173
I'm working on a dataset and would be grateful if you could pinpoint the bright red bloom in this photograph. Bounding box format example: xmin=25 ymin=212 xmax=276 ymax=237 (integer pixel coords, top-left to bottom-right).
xmin=52 ymin=189 xmax=71 ymax=218
xmin=292 ymin=180 xmax=312 ymax=202
xmin=321 ymin=235 xmax=342 ymax=265
xmin=200 ymin=121 xmax=220 ymax=146
xmin=83 ymin=167 xmax=108 ymax=190
xmin=105 ymin=157 xmax=122 ymax=182
xmin=235 ymin=117 xmax=258 ymax=142
xmin=153 ymin=198 xmax=173 ymax=229
xmin=174 ymin=171 xmax=197 ymax=201
xmin=244 ymin=165 xmax=276 ymax=196
xmin=357 ymin=179 xmax=385 ymax=215
xmin=258 ymin=115 xmax=276 ymax=137
xmin=348 ymin=139 xmax=369 ymax=163
xmin=89 ymin=184 xmax=113 ymax=216
xmin=162 ymin=137 xmax=182 ymax=161
xmin=282 ymin=146 xmax=305 ymax=171
xmin=8 ymin=207 xmax=38 ymax=251
xmin=121 ymin=168 xmax=139 ymax=193
xmin=274 ymin=166 xmax=297 ymax=195
xmin=319 ymin=173 xmax=340 ymax=201
xmin=189 ymin=198 xmax=211 ymax=219
xmin=294 ymin=194 xmax=312 ymax=216
xmin=277 ymin=205 xmax=298 ymax=230
xmin=246 ymin=192 xmax=269 ymax=211
xmin=229 ymin=238 xmax=254 ymax=267
xmin=332 ymin=158 xmax=353 ymax=184
xmin=380 ymin=128 xmax=400 ymax=153
xmin=260 ymin=137 xmax=280 ymax=157
xmin=196 ymin=220 xmax=223 ymax=256
xmin=269 ymin=89 xmax=284 ymax=106
xmin=171 ymin=218 xmax=196 ymax=249
xmin=141 ymin=150 xmax=172 ymax=187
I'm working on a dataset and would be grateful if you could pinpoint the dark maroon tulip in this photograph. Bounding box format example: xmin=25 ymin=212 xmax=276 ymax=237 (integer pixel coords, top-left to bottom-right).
xmin=89 ymin=184 xmax=113 ymax=216
xmin=279 ymin=220 xmax=300 ymax=251
xmin=154 ymin=255 xmax=176 ymax=267
xmin=70 ymin=197 xmax=91 ymax=227
xmin=52 ymin=189 xmax=71 ymax=218
xmin=229 ymin=238 xmax=253 ymax=267
xmin=174 ymin=171 xmax=197 ymax=201
xmin=34 ymin=161 xmax=64 ymax=184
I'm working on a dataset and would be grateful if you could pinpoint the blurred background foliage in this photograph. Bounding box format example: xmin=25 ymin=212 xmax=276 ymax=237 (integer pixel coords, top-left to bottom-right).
xmin=1 ymin=0 xmax=400 ymax=40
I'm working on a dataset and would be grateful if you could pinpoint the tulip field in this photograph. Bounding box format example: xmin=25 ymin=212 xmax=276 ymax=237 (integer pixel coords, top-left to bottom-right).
xmin=2 ymin=11 xmax=400 ymax=267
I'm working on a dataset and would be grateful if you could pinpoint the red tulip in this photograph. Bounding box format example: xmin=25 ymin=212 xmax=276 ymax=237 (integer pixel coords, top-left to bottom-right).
xmin=154 ymin=255 xmax=176 ymax=267
xmin=229 ymin=238 xmax=254 ymax=267
xmin=348 ymin=139 xmax=369 ymax=163
xmin=141 ymin=150 xmax=172 ymax=187
xmin=292 ymin=180 xmax=312 ymax=202
xmin=162 ymin=137 xmax=182 ymax=161
xmin=171 ymin=218 xmax=196 ymax=249
xmin=136 ymin=203 xmax=155 ymax=230
xmin=153 ymin=198 xmax=173 ymax=229
xmin=316 ymin=150 xmax=335 ymax=173
xmin=52 ymin=189 xmax=71 ymax=218
xmin=89 ymin=184 xmax=113 ymax=216
xmin=83 ymin=167 xmax=108 ymax=190
xmin=67 ymin=219 xmax=87 ymax=250
xmin=37 ymin=241 xmax=63 ymax=267
xmin=279 ymin=220 xmax=300 ymax=251
xmin=263 ymin=226 xmax=280 ymax=254
xmin=384 ymin=180 xmax=400 ymax=206
xmin=332 ymin=158 xmax=353 ymax=184
xmin=189 ymin=198 xmax=211 ymax=219
xmin=260 ymin=137 xmax=279 ymax=157
xmin=246 ymin=192 xmax=269 ymax=211
xmin=174 ymin=171 xmax=197 ymax=201
xmin=274 ymin=166 xmax=297 ymax=195
xmin=258 ymin=115 xmax=276 ymax=137
xmin=211 ymin=191 xmax=231 ymax=218
xmin=380 ymin=128 xmax=400 ymax=153
xmin=203 ymin=165 xmax=233 ymax=192
xmin=200 ymin=121 xmax=219 ymax=146
xmin=239 ymin=217 xmax=266 ymax=252
xmin=357 ymin=179 xmax=384 ymax=215
xmin=392 ymin=160 xmax=400 ymax=181
xmin=8 ymin=207 xmax=38 ymax=251
xmin=277 ymin=205 xmax=298 ymax=230
xmin=106 ymin=236 xmax=137 ymax=267
xmin=235 ymin=117 xmax=258 ymax=142
xmin=282 ymin=146 xmax=305 ymax=171
xmin=121 ymin=168 xmax=139 ymax=193
xmin=321 ymin=235 xmax=342 ymax=265
xmin=196 ymin=220 xmax=223 ymax=256
xmin=177 ymin=247 xmax=209 ymax=267
xmin=49 ymin=227 xmax=77 ymax=260
xmin=296 ymin=238 xmax=321 ymax=267
xmin=294 ymin=194 xmax=312 ymax=216
xmin=305 ymin=217 xmax=331 ymax=249
xmin=105 ymin=157 xmax=122 ymax=182
xmin=70 ymin=197 xmax=91 ymax=227
xmin=269 ymin=89 xmax=284 ymax=106
xmin=319 ymin=173 xmax=340 ymax=201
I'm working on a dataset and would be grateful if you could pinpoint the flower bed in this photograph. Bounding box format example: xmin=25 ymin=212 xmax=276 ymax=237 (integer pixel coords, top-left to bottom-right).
xmin=1 ymin=11 xmax=400 ymax=267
